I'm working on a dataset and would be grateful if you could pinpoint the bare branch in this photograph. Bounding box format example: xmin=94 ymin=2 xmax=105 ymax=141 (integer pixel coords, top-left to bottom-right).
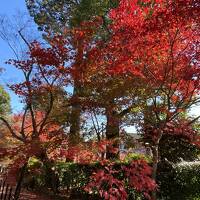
xmin=0 ymin=117 xmax=24 ymax=142
xmin=20 ymin=106 xmax=28 ymax=139
xmin=188 ymin=115 xmax=200 ymax=125
xmin=18 ymin=29 xmax=31 ymax=49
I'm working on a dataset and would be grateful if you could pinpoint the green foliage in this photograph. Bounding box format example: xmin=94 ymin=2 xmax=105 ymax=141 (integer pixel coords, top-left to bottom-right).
xmin=124 ymin=152 xmax=152 ymax=163
xmin=0 ymin=85 xmax=11 ymax=116
xmin=55 ymin=162 xmax=96 ymax=198
xmin=70 ymin=0 xmax=117 ymax=27
xmin=24 ymin=157 xmax=59 ymax=192
xmin=27 ymin=156 xmax=43 ymax=169
xmin=159 ymin=135 xmax=200 ymax=163
xmin=157 ymin=161 xmax=200 ymax=200
xmin=26 ymin=0 xmax=118 ymax=32
xmin=54 ymin=161 xmax=149 ymax=199
xmin=23 ymin=158 xmax=46 ymax=189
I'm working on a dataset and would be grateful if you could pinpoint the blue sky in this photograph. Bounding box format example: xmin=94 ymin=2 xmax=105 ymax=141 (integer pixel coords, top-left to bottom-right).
xmin=0 ymin=0 xmax=32 ymax=112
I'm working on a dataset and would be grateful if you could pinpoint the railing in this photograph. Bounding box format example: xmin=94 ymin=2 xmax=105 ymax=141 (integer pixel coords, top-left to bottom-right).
xmin=0 ymin=179 xmax=14 ymax=200
xmin=0 ymin=165 xmax=22 ymax=200
xmin=0 ymin=166 xmax=6 ymax=176
xmin=0 ymin=168 xmax=5 ymax=175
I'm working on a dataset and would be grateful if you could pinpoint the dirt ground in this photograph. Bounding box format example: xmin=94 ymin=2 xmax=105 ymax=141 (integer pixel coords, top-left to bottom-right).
xmin=19 ymin=189 xmax=55 ymax=200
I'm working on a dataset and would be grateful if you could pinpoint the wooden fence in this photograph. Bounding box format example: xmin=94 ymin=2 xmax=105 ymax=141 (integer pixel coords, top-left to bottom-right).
xmin=0 ymin=179 xmax=14 ymax=200
xmin=0 ymin=165 xmax=22 ymax=200
xmin=0 ymin=166 xmax=6 ymax=176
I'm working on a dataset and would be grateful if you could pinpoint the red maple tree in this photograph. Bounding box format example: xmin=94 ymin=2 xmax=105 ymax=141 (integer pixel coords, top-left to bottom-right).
xmin=97 ymin=0 xmax=200 ymax=185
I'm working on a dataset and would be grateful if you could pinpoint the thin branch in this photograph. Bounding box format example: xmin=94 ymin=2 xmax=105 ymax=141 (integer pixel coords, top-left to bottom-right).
xmin=20 ymin=106 xmax=28 ymax=139
xmin=91 ymin=112 xmax=101 ymax=141
xmin=38 ymin=88 xmax=54 ymax=135
xmin=0 ymin=30 xmax=19 ymax=60
xmin=0 ymin=117 xmax=24 ymax=142
xmin=188 ymin=115 xmax=200 ymax=125
xmin=18 ymin=29 xmax=31 ymax=49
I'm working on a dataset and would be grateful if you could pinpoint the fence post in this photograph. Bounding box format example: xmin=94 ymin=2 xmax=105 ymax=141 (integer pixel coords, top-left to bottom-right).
xmin=13 ymin=164 xmax=26 ymax=200
xmin=8 ymin=187 xmax=12 ymax=200
xmin=3 ymin=184 xmax=9 ymax=200
xmin=1 ymin=180 xmax=5 ymax=200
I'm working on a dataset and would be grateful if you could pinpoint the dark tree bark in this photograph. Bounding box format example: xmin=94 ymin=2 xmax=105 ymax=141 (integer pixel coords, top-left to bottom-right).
xmin=69 ymin=84 xmax=82 ymax=145
xmin=105 ymin=105 xmax=120 ymax=159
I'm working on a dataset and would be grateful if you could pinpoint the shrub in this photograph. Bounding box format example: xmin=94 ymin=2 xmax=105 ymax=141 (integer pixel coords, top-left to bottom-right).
xmin=23 ymin=157 xmax=59 ymax=193
xmin=124 ymin=153 xmax=152 ymax=163
xmin=157 ymin=161 xmax=200 ymax=200
xmin=55 ymin=160 xmax=155 ymax=199
xmin=55 ymin=162 xmax=95 ymax=198
xmin=23 ymin=157 xmax=155 ymax=199
xmin=159 ymin=135 xmax=200 ymax=163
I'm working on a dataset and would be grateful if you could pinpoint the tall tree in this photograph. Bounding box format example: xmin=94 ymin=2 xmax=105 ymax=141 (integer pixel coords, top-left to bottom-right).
xmin=25 ymin=0 xmax=119 ymax=145
xmin=84 ymin=68 xmax=148 ymax=157
xmin=92 ymin=0 xmax=200 ymax=189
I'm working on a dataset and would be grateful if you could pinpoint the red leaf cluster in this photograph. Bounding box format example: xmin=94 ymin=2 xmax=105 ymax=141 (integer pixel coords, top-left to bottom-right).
xmin=123 ymin=159 xmax=157 ymax=200
xmin=85 ymin=159 xmax=156 ymax=200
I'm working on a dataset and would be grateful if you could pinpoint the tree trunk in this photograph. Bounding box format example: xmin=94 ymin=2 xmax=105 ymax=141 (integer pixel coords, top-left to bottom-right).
xmin=151 ymin=142 xmax=160 ymax=200
xmin=69 ymin=84 xmax=81 ymax=145
xmin=14 ymin=164 xmax=27 ymax=200
xmin=105 ymin=106 xmax=120 ymax=159
xmin=152 ymin=145 xmax=159 ymax=200
xmin=152 ymin=144 xmax=159 ymax=180
xmin=37 ymin=146 xmax=59 ymax=194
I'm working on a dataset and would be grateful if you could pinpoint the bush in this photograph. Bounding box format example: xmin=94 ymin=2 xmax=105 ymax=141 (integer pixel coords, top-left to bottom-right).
xmin=55 ymin=160 xmax=153 ymax=199
xmin=157 ymin=161 xmax=200 ymax=200
xmin=24 ymin=157 xmax=154 ymax=199
xmin=23 ymin=157 xmax=59 ymax=193
xmin=159 ymin=135 xmax=200 ymax=163
xmin=124 ymin=153 xmax=152 ymax=163
xmin=55 ymin=162 xmax=96 ymax=198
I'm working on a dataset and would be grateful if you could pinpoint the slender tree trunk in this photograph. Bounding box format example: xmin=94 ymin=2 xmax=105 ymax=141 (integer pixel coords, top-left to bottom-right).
xmin=151 ymin=144 xmax=158 ymax=200
xmin=152 ymin=144 xmax=159 ymax=181
xmin=151 ymin=137 xmax=161 ymax=200
xmin=105 ymin=105 xmax=120 ymax=159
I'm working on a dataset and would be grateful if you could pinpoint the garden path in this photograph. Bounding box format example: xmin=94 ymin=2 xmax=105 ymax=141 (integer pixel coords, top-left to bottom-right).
xmin=19 ymin=189 xmax=55 ymax=200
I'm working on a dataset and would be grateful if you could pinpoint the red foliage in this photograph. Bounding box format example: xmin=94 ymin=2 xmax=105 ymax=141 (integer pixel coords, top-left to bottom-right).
xmin=2 ymin=1 xmax=199 ymax=198
xmin=95 ymin=0 xmax=200 ymax=148
xmin=57 ymin=139 xmax=120 ymax=164
xmin=144 ymin=120 xmax=198 ymax=143
xmin=85 ymin=167 xmax=127 ymax=200
xmin=123 ymin=160 xmax=157 ymax=200
xmin=85 ymin=159 xmax=156 ymax=200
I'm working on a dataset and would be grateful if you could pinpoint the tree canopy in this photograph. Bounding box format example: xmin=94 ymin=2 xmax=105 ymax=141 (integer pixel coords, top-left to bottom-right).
xmin=26 ymin=0 xmax=118 ymax=32
xmin=0 ymin=0 xmax=200 ymax=199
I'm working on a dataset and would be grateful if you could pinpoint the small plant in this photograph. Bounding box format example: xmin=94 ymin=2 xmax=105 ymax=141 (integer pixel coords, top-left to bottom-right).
xmin=124 ymin=153 xmax=152 ymax=163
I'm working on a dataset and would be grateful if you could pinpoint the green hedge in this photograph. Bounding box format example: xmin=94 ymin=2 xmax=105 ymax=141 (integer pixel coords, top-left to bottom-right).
xmin=157 ymin=161 xmax=200 ymax=200
xmin=27 ymin=155 xmax=200 ymax=199
xmin=159 ymin=135 xmax=200 ymax=163
xmin=55 ymin=161 xmax=143 ymax=199
xmin=55 ymin=162 xmax=98 ymax=198
xmin=25 ymin=154 xmax=149 ymax=199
